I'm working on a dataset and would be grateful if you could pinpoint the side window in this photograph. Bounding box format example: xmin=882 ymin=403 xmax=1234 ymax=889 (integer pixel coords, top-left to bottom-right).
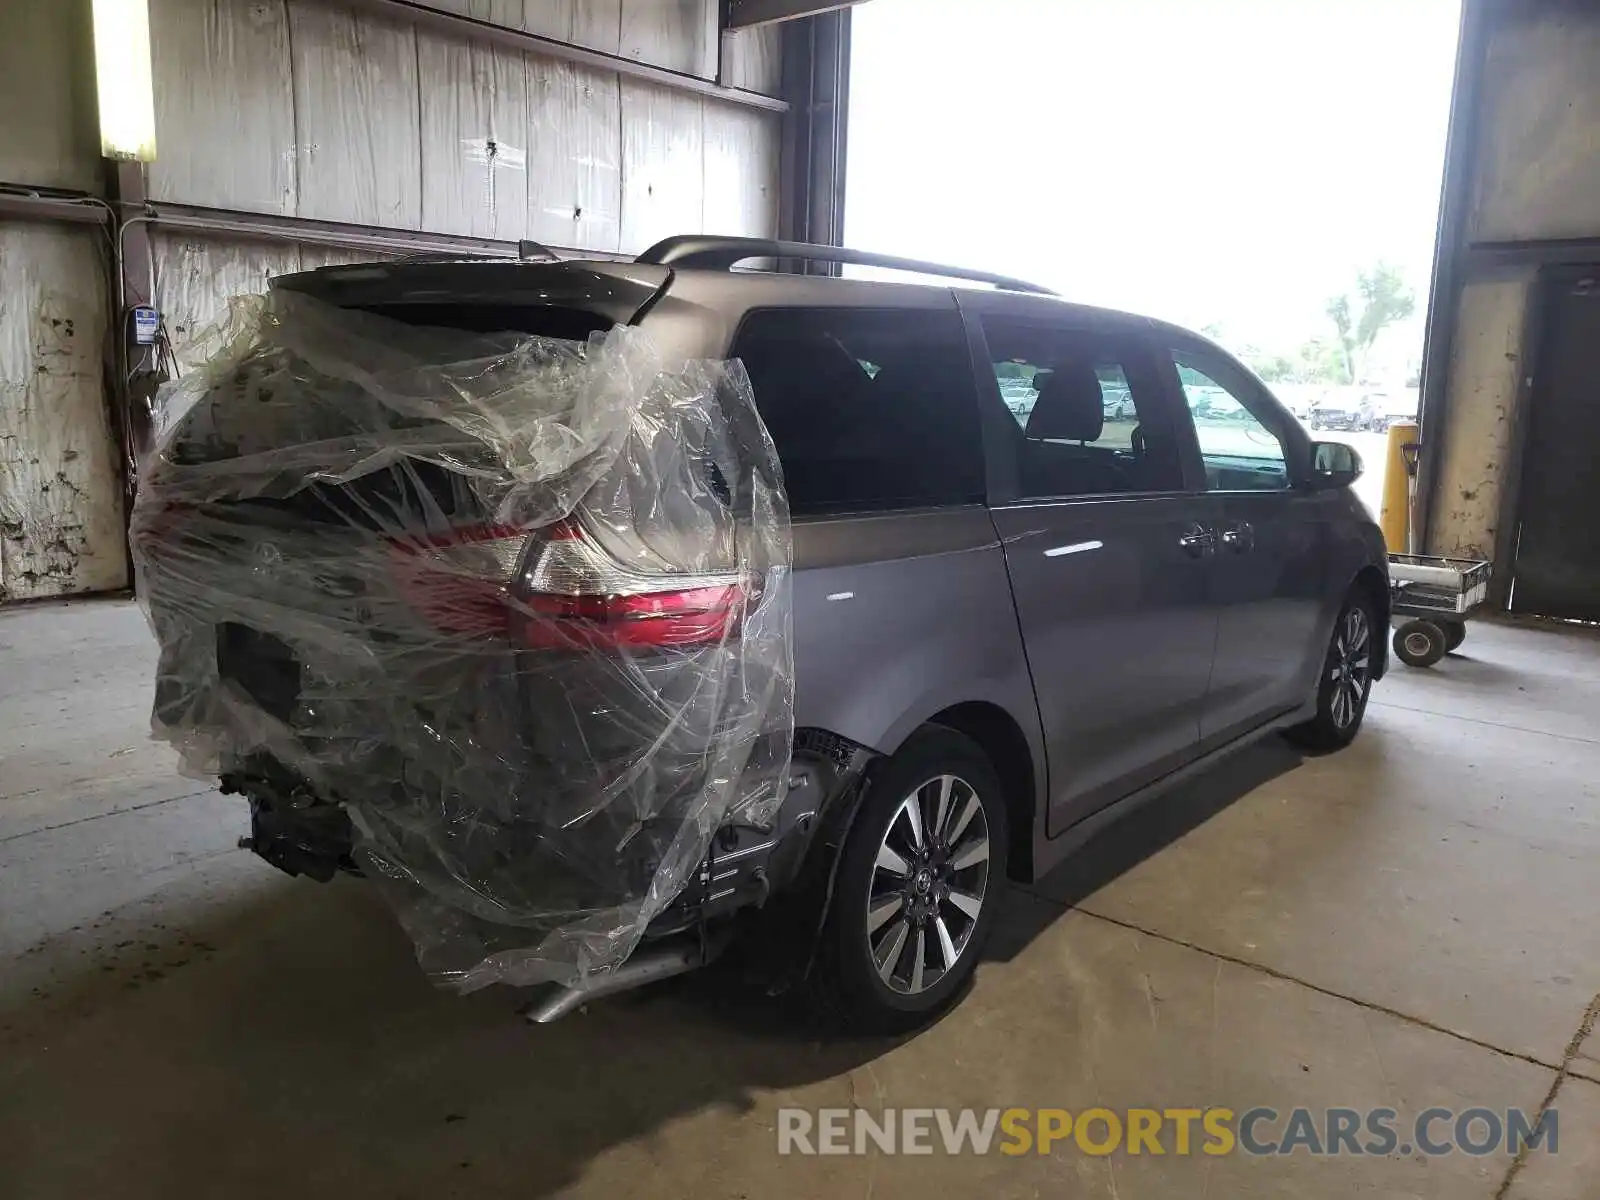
xmin=1174 ymin=351 xmax=1291 ymax=492
xmin=982 ymin=318 xmax=1185 ymax=499
xmin=731 ymin=308 xmax=984 ymax=515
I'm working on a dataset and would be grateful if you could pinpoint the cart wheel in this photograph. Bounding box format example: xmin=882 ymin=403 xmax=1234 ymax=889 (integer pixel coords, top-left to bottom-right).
xmin=1438 ymin=619 xmax=1467 ymax=653
xmin=1394 ymin=620 xmax=1448 ymax=668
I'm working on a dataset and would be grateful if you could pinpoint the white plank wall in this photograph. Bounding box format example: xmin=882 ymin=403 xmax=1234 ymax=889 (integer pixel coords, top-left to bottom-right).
xmin=151 ymin=235 xmax=403 ymax=375
xmin=148 ymin=0 xmax=298 ymax=213
xmin=289 ymin=4 xmax=425 ymax=228
xmin=152 ymin=235 xmax=304 ymax=375
xmin=0 ymin=8 xmax=120 ymax=601
xmin=620 ymin=81 xmax=705 ymax=253
xmin=526 ymin=58 xmax=624 ymax=251
xmin=723 ymin=24 xmax=783 ymax=96
xmin=525 ymin=0 xmax=625 ymax=56
xmin=702 ymin=104 xmax=779 ymax=244
xmin=426 ymin=0 xmax=527 ymax=29
xmin=421 ymin=37 xmax=533 ymax=241
xmin=620 ymin=0 xmax=717 ymax=79
xmin=0 ymin=225 xmax=126 ymax=601
xmin=147 ymin=0 xmax=782 ymax=251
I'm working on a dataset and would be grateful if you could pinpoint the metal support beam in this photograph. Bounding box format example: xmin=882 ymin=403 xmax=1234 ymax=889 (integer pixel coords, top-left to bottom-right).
xmin=1413 ymin=0 xmax=1494 ymax=555
xmin=143 ymin=202 xmax=519 ymax=259
xmin=777 ymin=9 xmax=851 ymax=263
xmin=332 ymin=0 xmax=787 ymax=114
xmin=1462 ymin=236 xmax=1600 ymax=273
xmin=108 ymin=163 xmax=155 ymax=542
xmin=728 ymin=0 xmax=866 ymax=30
xmin=133 ymin=201 xmax=630 ymax=262
xmin=0 ymin=189 xmax=114 ymax=226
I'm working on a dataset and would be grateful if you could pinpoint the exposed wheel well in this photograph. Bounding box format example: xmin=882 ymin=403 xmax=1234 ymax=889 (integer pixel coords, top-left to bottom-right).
xmin=1351 ymin=565 xmax=1391 ymax=677
xmin=926 ymin=702 xmax=1036 ymax=883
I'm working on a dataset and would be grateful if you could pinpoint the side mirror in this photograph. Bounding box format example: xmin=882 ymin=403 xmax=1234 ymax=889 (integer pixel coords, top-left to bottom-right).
xmin=1311 ymin=441 xmax=1363 ymax=489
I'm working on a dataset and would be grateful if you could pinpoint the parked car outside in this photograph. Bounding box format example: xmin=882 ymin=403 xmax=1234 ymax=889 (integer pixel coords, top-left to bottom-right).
xmin=1101 ymin=379 xmax=1135 ymax=421
xmin=1367 ymin=389 xmax=1420 ymax=433
xmin=1309 ymin=389 xmax=1374 ymax=432
xmin=135 ymin=236 xmax=1390 ymax=1030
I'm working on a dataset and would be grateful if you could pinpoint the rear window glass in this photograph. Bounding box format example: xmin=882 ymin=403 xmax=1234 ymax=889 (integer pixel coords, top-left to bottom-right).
xmin=730 ymin=308 xmax=984 ymax=515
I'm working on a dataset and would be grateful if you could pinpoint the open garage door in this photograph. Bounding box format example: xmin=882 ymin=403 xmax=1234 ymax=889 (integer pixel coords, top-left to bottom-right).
xmin=1510 ymin=272 xmax=1600 ymax=621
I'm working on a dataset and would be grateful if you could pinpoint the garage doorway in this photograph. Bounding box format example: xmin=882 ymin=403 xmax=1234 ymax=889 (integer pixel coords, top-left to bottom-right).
xmin=1509 ymin=271 xmax=1600 ymax=621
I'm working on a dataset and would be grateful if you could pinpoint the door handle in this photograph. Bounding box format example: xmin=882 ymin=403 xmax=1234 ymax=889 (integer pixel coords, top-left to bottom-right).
xmin=1177 ymin=525 xmax=1216 ymax=557
xmin=1220 ymin=522 xmax=1255 ymax=553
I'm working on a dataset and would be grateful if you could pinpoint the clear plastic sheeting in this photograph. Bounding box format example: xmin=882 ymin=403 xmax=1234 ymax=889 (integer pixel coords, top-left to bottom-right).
xmin=131 ymin=290 xmax=793 ymax=990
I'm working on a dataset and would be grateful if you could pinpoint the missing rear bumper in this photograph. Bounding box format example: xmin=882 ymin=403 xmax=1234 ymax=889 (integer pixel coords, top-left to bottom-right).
xmin=222 ymin=760 xmax=356 ymax=883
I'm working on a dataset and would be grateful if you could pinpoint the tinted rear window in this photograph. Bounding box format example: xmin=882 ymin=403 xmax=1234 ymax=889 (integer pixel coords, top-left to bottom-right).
xmin=730 ymin=307 xmax=984 ymax=515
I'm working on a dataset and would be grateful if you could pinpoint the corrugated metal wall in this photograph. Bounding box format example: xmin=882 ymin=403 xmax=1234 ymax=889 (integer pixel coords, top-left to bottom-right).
xmin=0 ymin=0 xmax=786 ymax=603
xmin=0 ymin=1 xmax=126 ymax=601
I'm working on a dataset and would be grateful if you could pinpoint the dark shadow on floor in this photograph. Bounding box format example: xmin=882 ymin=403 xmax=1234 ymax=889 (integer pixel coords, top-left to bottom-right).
xmin=0 ymin=857 xmax=910 ymax=1200
xmin=0 ymin=737 xmax=1301 ymax=1199
xmin=988 ymin=736 xmax=1304 ymax=958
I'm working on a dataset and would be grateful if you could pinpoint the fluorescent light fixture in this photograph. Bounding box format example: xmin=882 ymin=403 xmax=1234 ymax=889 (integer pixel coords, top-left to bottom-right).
xmin=92 ymin=0 xmax=157 ymax=162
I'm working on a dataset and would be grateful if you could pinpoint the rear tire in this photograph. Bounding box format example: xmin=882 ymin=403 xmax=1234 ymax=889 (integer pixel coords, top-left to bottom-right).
xmin=1394 ymin=619 xmax=1448 ymax=668
xmin=1439 ymin=619 xmax=1467 ymax=653
xmin=811 ymin=728 xmax=1009 ymax=1033
xmin=1285 ymin=591 xmax=1377 ymax=752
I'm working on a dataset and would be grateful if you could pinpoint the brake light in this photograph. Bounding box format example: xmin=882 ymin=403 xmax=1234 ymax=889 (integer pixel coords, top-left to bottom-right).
xmin=515 ymin=519 xmax=745 ymax=651
xmin=520 ymin=583 xmax=744 ymax=649
xmin=388 ymin=518 xmax=745 ymax=651
xmin=386 ymin=524 xmax=528 ymax=637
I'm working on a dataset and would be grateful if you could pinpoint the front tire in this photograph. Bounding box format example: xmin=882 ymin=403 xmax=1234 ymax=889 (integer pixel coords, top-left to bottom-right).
xmin=812 ymin=728 xmax=1009 ymax=1032
xmin=1285 ymin=592 xmax=1377 ymax=752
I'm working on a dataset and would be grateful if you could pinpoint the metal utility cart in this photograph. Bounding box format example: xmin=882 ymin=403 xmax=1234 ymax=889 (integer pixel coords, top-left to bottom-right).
xmin=1388 ymin=554 xmax=1492 ymax=668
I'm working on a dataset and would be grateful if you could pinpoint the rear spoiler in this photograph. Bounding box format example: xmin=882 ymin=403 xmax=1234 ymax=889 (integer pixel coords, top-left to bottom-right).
xmin=272 ymin=259 xmax=674 ymax=329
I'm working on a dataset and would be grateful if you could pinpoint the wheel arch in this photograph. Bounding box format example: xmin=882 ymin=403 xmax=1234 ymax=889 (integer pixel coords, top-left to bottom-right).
xmin=925 ymin=701 xmax=1037 ymax=884
xmin=1351 ymin=564 xmax=1391 ymax=678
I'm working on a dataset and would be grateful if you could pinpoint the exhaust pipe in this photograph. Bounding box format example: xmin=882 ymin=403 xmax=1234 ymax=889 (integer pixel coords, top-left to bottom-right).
xmin=521 ymin=934 xmax=724 ymax=1024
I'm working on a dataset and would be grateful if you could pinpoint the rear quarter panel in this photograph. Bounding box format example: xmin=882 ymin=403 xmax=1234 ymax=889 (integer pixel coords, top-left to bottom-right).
xmin=790 ymin=507 xmax=1043 ymax=762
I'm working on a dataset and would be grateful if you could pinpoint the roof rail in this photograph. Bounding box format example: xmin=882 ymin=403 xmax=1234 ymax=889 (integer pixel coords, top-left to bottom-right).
xmin=636 ymin=235 xmax=1056 ymax=295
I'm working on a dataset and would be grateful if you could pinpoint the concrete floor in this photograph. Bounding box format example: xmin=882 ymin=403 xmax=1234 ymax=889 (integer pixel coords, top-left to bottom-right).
xmin=2 ymin=599 xmax=1597 ymax=1199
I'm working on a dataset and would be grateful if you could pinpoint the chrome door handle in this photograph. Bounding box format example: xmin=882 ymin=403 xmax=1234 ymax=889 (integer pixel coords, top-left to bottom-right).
xmin=1220 ymin=522 xmax=1255 ymax=553
xmin=1177 ymin=526 xmax=1216 ymax=557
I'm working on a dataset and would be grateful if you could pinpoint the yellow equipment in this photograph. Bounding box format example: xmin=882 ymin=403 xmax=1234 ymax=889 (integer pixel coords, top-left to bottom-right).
xmin=1380 ymin=420 xmax=1419 ymax=553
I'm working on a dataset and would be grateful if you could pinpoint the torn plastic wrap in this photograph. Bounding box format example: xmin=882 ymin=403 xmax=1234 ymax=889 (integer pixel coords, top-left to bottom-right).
xmin=130 ymin=290 xmax=793 ymax=990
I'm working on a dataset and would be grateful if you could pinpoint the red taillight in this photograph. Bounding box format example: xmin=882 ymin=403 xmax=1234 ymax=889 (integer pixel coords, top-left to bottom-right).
xmin=389 ymin=518 xmax=744 ymax=652
xmin=518 ymin=583 xmax=744 ymax=650
xmin=386 ymin=524 xmax=528 ymax=637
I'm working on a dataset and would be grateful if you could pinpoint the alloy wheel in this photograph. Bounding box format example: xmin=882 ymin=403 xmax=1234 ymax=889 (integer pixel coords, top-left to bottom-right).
xmin=1328 ymin=606 xmax=1372 ymax=729
xmin=865 ymin=774 xmax=991 ymax=995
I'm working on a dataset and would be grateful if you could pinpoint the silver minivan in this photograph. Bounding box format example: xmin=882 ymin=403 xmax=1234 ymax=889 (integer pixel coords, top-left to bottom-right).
xmin=144 ymin=235 xmax=1390 ymax=1029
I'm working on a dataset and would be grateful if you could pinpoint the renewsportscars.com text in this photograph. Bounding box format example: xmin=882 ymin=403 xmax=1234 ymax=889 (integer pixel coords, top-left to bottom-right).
xmin=776 ymin=1106 xmax=1559 ymax=1158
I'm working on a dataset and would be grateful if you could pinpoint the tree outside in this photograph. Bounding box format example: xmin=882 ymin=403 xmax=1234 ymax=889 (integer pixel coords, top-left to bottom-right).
xmin=1202 ymin=263 xmax=1418 ymax=388
xmin=1325 ymin=263 xmax=1416 ymax=384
